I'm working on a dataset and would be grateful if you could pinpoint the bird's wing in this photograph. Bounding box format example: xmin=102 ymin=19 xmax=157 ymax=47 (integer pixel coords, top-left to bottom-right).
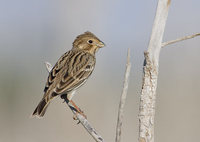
xmin=43 ymin=50 xmax=74 ymax=94
xmin=55 ymin=51 xmax=95 ymax=94
xmin=43 ymin=50 xmax=95 ymax=100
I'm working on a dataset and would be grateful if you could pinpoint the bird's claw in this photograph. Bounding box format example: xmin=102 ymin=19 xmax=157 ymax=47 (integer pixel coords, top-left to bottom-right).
xmin=72 ymin=111 xmax=87 ymax=124
xmin=72 ymin=114 xmax=81 ymax=124
xmin=78 ymin=108 xmax=87 ymax=119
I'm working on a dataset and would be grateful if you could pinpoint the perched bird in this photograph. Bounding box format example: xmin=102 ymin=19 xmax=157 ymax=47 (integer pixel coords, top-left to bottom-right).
xmin=32 ymin=31 xmax=105 ymax=118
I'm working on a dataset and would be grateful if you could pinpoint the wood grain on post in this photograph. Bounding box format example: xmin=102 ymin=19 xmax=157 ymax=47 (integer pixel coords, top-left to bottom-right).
xmin=138 ymin=0 xmax=171 ymax=142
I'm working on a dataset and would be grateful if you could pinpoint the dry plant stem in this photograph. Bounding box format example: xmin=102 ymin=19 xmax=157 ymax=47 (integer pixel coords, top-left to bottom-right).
xmin=115 ymin=49 xmax=131 ymax=142
xmin=162 ymin=33 xmax=200 ymax=47
xmin=139 ymin=0 xmax=170 ymax=142
xmin=44 ymin=62 xmax=105 ymax=142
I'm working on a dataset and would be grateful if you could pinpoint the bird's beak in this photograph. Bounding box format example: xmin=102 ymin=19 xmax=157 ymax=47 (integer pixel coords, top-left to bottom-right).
xmin=97 ymin=41 xmax=105 ymax=48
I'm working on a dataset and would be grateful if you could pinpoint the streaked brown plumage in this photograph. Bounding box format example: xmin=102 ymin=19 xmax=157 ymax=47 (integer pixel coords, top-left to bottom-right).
xmin=32 ymin=31 xmax=105 ymax=117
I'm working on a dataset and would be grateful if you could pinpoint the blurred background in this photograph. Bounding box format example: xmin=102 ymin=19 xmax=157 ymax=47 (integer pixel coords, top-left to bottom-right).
xmin=0 ymin=0 xmax=200 ymax=142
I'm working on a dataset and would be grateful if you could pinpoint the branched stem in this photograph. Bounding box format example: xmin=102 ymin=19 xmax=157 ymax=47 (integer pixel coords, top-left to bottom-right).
xmin=139 ymin=0 xmax=171 ymax=142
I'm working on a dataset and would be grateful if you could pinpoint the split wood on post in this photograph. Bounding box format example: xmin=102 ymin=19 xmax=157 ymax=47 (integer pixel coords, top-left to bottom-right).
xmin=45 ymin=62 xmax=104 ymax=142
xmin=138 ymin=0 xmax=171 ymax=142
xmin=139 ymin=0 xmax=200 ymax=142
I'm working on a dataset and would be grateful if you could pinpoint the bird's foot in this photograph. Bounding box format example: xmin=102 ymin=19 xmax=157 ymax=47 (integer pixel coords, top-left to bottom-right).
xmin=73 ymin=114 xmax=80 ymax=124
xmin=72 ymin=111 xmax=86 ymax=124
xmin=72 ymin=110 xmax=87 ymax=124
xmin=78 ymin=108 xmax=87 ymax=119
xmin=69 ymin=100 xmax=87 ymax=119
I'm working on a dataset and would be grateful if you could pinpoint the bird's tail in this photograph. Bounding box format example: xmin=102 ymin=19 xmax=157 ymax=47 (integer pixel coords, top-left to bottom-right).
xmin=32 ymin=98 xmax=50 ymax=118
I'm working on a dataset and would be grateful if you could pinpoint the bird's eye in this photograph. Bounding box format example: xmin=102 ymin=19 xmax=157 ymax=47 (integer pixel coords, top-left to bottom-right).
xmin=88 ymin=40 xmax=93 ymax=44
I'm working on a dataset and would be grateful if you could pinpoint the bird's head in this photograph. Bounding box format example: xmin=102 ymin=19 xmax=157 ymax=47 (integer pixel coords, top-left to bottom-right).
xmin=72 ymin=31 xmax=105 ymax=55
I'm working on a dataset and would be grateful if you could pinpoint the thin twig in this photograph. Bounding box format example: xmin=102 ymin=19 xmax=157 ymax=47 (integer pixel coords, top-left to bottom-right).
xmin=162 ymin=33 xmax=200 ymax=47
xmin=45 ymin=62 xmax=105 ymax=142
xmin=115 ymin=49 xmax=131 ymax=142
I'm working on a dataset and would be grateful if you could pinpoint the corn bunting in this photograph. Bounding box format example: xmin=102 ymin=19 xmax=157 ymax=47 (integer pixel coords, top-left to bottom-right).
xmin=32 ymin=31 xmax=105 ymax=117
